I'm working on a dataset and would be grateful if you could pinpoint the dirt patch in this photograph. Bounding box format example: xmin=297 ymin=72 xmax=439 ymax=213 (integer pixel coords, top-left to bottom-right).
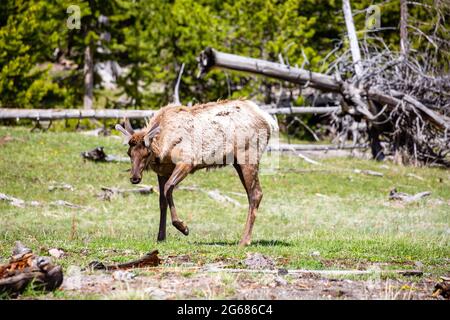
xmin=244 ymin=253 xmax=276 ymax=270
xmin=56 ymin=268 xmax=440 ymax=300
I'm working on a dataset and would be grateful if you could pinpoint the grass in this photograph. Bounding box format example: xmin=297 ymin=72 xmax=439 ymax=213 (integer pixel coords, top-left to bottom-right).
xmin=0 ymin=126 xmax=449 ymax=298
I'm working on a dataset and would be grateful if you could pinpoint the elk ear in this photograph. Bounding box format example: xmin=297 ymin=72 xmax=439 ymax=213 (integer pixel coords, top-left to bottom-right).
xmin=144 ymin=123 xmax=160 ymax=148
xmin=115 ymin=124 xmax=131 ymax=144
xmin=124 ymin=118 xmax=135 ymax=135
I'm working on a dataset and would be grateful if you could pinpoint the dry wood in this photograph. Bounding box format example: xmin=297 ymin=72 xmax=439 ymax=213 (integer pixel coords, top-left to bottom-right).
xmin=389 ymin=189 xmax=431 ymax=202
xmin=173 ymin=63 xmax=185 ymax=106
xmin=99 ymin=185 xmax=155 ymax=201
xmin=402 ymin=94 xmax=450 ymax=131
xmin=0 ymin=242 xmax=63 ymax=297
xmin=406 ymin=173 xmax=424 ymax=181
xmin=83 ymin=44 xmax=94 ymax=110
xmin=0 ymin=192 xmax=85 ymax=209
xmin=50 ymin=200 xmax=84 ymax=209
xmin=0 ymin=106 xmax=340 ymax=120
xmin=295 ymin=152 xmax=321 ymax=166
xmin=342 ymin=0 xmax=363 ymax=76
xmin=262 ymin=106 xmax=341 ymax=114
xmin=81 ymin=146 xmax=129 ymax=163
xmin=0 ymin=193 xmax=28 ymax=208
xmin=433 ymin=276 xmax=450 ymax=299
xmin=89 ymin=250 xmax=161 ymax=270
xmin=205 ymin=189 xmax=243 ymax=207
xmin=197 ymin=49 xmax=450 ymax=130
xmin=0 ymin=108 xmax=156 ymax=120
xmin=400 ymin=0 xmax=409 ymax=57
xmin=177 ymin=185 xmax=243 ymax=207
xmin=353 ymin=169 xmax=383 ymax=177
xmin=101 ymin=185 xmax=154 ymax=195
xmin=198 ymin=48 xmax=342 ymax=92
xmin=197 ymin=47 xmax=450 ymax=165
xmin=268 ymin=143 xmax=368 ymax=152
xmin=48 ymin=183 xmax=74 ymax=192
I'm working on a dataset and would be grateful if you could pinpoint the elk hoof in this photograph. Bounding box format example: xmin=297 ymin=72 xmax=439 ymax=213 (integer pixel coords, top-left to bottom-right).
xmin=172 ymin=220 xmax=189 ymax=236
xmin=239 ymin=239 xmax=251 ymax=247
xmin=157 ymin=235 xmax=166 ymax=242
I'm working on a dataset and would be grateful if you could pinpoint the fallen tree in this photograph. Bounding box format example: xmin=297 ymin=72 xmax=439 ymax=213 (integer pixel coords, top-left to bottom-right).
xmin=198 ymin=49 xmax=449 ymax=130
xmin=0 ymin=108 xmax=156 ymax=120
xmin=197 ymin=47 xmax=450 ymax=166
xmin=196 ymin=1 xmax=450 ymax=167
xmin=0 ymin=106 xmax=338 ymax=121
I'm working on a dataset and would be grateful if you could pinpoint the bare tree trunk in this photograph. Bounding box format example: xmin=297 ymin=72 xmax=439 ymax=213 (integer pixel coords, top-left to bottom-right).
xmin=342 ymin=0 xmax=363 ymax=76
xmin=83 ymin=43 xmax=94 ymax=110
xmin=173 ymin=63 xmax=185 ymax=106
xmin=342 ymin=1 xmax=385 ymax=158
xmin=400 ymin=0 xmax=409 ymax=57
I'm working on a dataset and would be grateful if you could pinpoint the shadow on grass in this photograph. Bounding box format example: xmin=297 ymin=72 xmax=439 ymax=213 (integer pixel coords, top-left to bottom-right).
xmin=193 ymin=239 xmax=293 ymax=247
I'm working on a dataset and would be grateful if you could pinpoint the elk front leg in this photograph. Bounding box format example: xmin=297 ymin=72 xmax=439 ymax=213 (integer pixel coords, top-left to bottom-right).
xmin=164 ymin=163 xmax=192 ymax=236
xmin=157 ymin=175 xmax=169 ymax=241
xmin=234 ymin=164 xmax=263 ymax=246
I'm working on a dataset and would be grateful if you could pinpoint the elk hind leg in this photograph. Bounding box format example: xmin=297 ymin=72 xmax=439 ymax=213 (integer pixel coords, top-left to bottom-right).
xmin=234 ymin=164 xmax=263 ymax=246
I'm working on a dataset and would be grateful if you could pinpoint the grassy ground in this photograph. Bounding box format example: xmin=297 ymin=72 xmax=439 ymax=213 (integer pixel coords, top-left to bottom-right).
xmin=0 ymin=126 xmax=449 ymax=299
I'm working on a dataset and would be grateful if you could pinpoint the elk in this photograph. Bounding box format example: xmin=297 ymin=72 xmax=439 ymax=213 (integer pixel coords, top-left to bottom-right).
xmin=115 ymin=99 xmax=278 ymax=246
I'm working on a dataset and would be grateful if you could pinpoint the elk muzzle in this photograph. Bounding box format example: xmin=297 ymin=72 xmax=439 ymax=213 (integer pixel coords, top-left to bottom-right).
xmin=130 ymin=175 xmax=141 ymax=184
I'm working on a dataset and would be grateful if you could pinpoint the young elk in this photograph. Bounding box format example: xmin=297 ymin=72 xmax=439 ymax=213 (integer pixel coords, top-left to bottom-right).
xmin=116 ymin=100 xmax=278 ymax=246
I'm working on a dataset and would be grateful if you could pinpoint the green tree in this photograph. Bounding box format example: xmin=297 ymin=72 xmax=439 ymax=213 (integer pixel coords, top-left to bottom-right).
xmin=0 ymin=0 xmax=68 ymax=108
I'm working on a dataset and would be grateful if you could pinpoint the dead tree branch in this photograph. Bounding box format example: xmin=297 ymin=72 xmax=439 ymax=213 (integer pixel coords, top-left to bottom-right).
xmin=173 ymin=63 xmax=185 ymax=106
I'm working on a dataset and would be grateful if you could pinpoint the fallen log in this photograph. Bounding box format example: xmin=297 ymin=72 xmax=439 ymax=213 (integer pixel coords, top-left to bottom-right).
xmin=389 ymin=189 xmax=431 ymax=202
xmin=198 ymin=47 xmax=342 ymax=92
xmin=296 ymin=152 xmax=322 ymax=166
xmin=197 ymin=48 xmax=450 ymax=132
xmin=0 ymin=108 xmax=155 ymax=120
xmin=262 ymin=106 xmax=341 ymax=115
xmin=0 ymin=193 xmax=28 ymax=208
xmin=81 ymin=146 xmax=129 ymax=163
xmin=0 ymin=242 xmax=63 ymax=298
xmin=99 ymin=185 xmax=155 ymax=201
xmin=0 ymin=106 xmax=340 ymax=121
xmin=433 ymin=277 xmax=450 ymax=299
xmin=88 ymin=250 xmax=161 ymax=271
xmin=177 ymin=185 xmax=243 ymax=207
xmin=353 ymin=169 xmax=384 ymax=177
xmin=48 ymin=182 xmax=74 ymax=192
xmin=0 ymin=192 xmax=85 ymax=209
xmin=268 ymin=143 xmax=368 ymax=152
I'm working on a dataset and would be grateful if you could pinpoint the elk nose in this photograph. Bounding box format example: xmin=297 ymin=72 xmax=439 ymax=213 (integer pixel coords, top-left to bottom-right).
xmin=130 ymin=177 xmax=141 ymax=184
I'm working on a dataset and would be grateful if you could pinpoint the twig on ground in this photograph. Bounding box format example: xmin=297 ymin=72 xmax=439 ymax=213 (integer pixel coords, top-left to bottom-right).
xmin=353 ymin=169 xmax=384 ymax=177
xmin=389 ymin=189 xmax=431 ymax=202
xmin=99 ymin=185 xmax=155 ymax=201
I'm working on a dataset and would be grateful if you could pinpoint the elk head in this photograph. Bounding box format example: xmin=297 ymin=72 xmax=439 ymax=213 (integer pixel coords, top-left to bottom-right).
xmin=115 ymin=119 xmax=160 ymax=184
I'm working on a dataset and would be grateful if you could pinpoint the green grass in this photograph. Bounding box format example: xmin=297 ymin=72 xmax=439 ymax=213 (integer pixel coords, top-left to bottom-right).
xmin=0 ymin=126 xmax=449 ymax=287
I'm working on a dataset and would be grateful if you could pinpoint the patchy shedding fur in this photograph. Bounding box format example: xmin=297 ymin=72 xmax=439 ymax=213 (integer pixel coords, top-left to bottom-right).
xmin=144 ymin=100 xmax=277 ymax=167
